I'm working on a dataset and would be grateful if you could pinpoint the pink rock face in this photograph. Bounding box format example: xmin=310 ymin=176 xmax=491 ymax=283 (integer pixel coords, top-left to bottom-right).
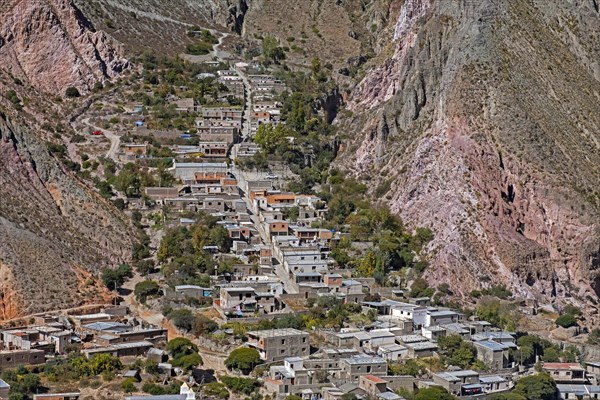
xmin=0 ymin=0 xmax=128 ymax=94
xmin=341 ymin=0 xmax=600 ymax=310
xmin=349 ymin=0 xmax=431 ymax=112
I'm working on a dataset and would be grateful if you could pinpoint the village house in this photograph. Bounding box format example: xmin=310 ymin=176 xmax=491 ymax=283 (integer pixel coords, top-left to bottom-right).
xmin=82 ymin=341 xmax=154 ymax=359
xmin=479 ymin=375 xmax=510 ymax=394
xmin=170 ymin=161 xmax=228 ymax=182
xmin=339 ymin=355 xmax=388 ymax=381
xmin=33 ymin=393 xmax=81 ymax=400
xmin=542 ymin=363 xmax=587 ymax=383
xmin=174 ymin=285 xmax=212 ymax=299
xmin=432 ymin=370 xmax=481 ymax=396
xmin=473 ymin=340 xmax=512 ymax=370
xmin=266 ymin=356 xmax=341 ymax=397
xmin=246 ymin=329 xmax=310 ymax=362
xmin=556 ymin=383 xmax=600 ymax=400
xmin=0 ymin=349 xmax=45 ymax=368
xmin=121 ymin=143 xmax=148 ymax=157
xmin=218 ymin=286 xmax=279 ymax=315
xmin=197 ymin=126 xmax=240 ymax=144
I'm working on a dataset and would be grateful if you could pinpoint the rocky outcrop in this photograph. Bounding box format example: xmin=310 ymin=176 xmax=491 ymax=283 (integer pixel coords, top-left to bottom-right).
xmin=0 ymin=114 xmax=136 ymax=317
xmin=340 ymin=0 xmax=600 ymax=308
xmin=0 ymin=0 xmax=128 ymax=94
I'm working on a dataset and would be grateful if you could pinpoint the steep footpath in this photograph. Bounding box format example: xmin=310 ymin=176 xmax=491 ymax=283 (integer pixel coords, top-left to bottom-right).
xmin=340 ymin=0 xmax=600 ymax=308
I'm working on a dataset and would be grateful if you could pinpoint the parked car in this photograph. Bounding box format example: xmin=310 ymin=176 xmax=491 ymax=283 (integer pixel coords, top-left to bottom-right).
xmin=91 ymin=130 xmax=103 ymax=135
xmin=266 ymin=173 xmax=278 ymax=179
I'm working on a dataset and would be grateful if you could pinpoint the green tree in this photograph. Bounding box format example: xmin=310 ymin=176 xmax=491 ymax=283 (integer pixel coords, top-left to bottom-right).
xmin=225 ymin=347 xmax=262 ymax=374
xmin=168 ymin=309 xmax=196 ymax=332
xmin=167 ymin=337 xmax=198 ymax=359
xmin=514 ymin=373 xmax=557 ymax=400
xmin=262 ymin=36 xmax=285 ymax=61
xmin=414 ymin=387 xmax=458 ymax=400
xmin=101 ymin=264 xmax=132 ymax=289
xmin=134 ymin=280 xmax=160 ymax=303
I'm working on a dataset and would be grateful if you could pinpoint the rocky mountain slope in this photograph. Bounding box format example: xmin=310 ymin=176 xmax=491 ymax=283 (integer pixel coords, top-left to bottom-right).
xmin=0 ymin=0 xmax=135 ymax=318
xmin=0 ymin=0 xmax=128 ymax=94
xmin=340 ymin=0 xmax=600 ymax=308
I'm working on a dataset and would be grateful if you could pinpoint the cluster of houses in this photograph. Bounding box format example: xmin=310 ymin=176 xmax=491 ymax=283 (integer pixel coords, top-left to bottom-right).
xmin=238 ymin=324 xmax=600 ymax=400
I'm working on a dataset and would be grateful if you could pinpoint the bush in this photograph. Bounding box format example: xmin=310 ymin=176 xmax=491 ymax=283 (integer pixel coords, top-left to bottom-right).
xmin=220 ymin=376 xmax=261 ymax=395
xmin=166 ymin=337 xmax=201 ymax=370
xmin=65 ymin=86 xmax=81 ymax=97
xmin=122 ymin=378 xmax=136 ymax=393
xmin=555 ymin=314 xmax=577 ymax=328
xmin=203 ymin=382 xmax=229 ymax=399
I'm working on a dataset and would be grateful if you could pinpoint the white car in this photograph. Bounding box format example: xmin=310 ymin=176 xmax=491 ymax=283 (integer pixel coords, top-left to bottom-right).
xmin=266 ymin=173 xmax=278 ymax=179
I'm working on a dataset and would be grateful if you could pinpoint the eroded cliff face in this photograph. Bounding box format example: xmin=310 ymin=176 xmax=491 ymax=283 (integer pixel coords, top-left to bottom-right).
xmin=341 ymin=0 xmax=600 ymax=307
xmin=0 ymin=0 xmax=128 ymax=94
xmin=0 ymin=114 xmax=136 ymax=317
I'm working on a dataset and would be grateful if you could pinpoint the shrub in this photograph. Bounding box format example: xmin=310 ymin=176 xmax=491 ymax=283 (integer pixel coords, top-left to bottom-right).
xmin=220 ymin=376 xmax=261 ymax=395
xmin=122 ymin=378 xmax=136 ymax=393
xmin=65 ymin=86 xmax=81 ymax=97
xmin=555 ymin=314 xmax=577 ymax=328
xmin=203 ymin=382 xmax=229 ymax=399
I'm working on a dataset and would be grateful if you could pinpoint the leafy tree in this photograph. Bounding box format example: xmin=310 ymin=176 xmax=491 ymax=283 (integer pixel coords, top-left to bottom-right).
xmin=101 ymin=264 xmax=132 ymax=289
xmin=65 ymin=86 xmax=81 ymax=97
xmin=172 ymin=353 xmax=202 ymax=370
xmin=555 ymin=314 xmax=577 ymax=328
xmin=168 ymin=309 xmax=196 ymax=332
xmin=285 ymin=396 xmax=302 ymax=400
xmin=414 ymin=387 xmax=458 ymax=400
xmin=410 ymin=278 xmax=434 ymax=298
xmin=167 ymin=337 xmax=198 ymax=359
xmin=225 ymin=347 xmax=262 ymax=374
xmin=135 ymin=259 xmax=156 ymax=276
xmin=542 ymin=347 xmax=560 ymax=362
xmin=254 ymin=123 xmax=292 ymax=153
xmin=262 ymin=36 xmax=285 ymax=61
xmin=514 ymin=373 xmax=557 ymax=400
xmin=437 ymin=335 xmax=477 ymax=369
xmin=134 ymin=280 xmax=160 ymax=303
